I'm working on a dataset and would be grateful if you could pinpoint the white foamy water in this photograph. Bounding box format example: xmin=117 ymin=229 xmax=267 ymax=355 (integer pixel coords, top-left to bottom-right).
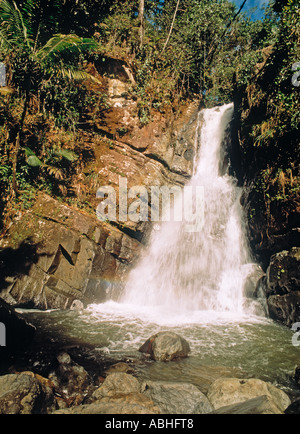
xmin=116 ymin=104 xmax=258 ymax=319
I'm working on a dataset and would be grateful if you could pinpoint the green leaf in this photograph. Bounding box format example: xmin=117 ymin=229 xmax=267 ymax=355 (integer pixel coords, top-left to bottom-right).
xmin=24 ymin=146 xmax=35 ymax=157
xmin=55 ymin=148 xmax=78 ymax=162
xmin=24 ymin=147 xmax=42 ymax=167
xmin=27 ymin=154 xmax=42 ymax=167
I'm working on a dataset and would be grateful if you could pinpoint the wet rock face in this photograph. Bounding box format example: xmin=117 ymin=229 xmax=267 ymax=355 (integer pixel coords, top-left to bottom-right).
xmin=266 ymin=248 xmax=300 ymax=326
xmin=243 ymin=186 xmax=300 ymax=270
xmin=0 ymin=194 xmax=141 ymax=309
xmin=266 ymin=248 xmax=300 ymax=296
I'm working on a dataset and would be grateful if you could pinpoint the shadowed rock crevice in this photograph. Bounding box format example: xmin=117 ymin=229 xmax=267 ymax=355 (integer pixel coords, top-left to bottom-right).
xmin=0 ymin=239 xmax=45 ymax=296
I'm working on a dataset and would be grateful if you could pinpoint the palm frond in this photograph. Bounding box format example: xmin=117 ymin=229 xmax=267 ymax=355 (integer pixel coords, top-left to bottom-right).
xmin=0 ymin=0 xmax=33 ymax=50
xmin=55 ymin=148 xmax=78 ymax=162
xmin=58 ymin=66 xmax=102 ymax=84
xmin=36 ymin=34 xmax=98 ymax=61
xmin=44 ymin=165 xmax=64 ymax=180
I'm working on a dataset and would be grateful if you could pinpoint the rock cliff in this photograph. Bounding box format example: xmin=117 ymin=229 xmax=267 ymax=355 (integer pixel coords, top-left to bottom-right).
xmin=0 ymin=57 xmax=200 ymax=310
xmin=233 ymin=56 xmax=300 ymax=327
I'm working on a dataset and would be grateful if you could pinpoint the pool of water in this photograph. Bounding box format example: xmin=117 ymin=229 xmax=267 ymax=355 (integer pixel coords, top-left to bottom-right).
xmin=19 ymin=301 xmax=300 ymax=398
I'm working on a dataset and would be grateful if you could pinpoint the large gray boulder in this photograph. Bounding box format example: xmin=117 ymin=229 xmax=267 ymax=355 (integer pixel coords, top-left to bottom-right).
xmin=207 ymin=378 xmax=291 ymax=412
xmin=142 ymin=380 xmax=213 ymax=414
xmin=139 ymin=331 xmax=191 ymax=361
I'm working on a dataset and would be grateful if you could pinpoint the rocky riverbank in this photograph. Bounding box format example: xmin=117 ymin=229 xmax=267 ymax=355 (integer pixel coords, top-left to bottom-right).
xmin=0 ymin=329 xmax=299 ymax=415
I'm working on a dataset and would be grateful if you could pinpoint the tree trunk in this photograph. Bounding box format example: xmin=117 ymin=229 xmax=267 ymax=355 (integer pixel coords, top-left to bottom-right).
xmin=139 ymin=0 xmax=145 ymax=49
xmin=162 ymin=0 xmax=180 ymax=53
xmin=12 ymin=91 xmax=30 ymax=194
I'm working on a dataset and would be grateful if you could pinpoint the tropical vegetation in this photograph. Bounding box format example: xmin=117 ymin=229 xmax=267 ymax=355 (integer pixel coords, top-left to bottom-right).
xmin=0 ymin=0 xmax=298 ymax=233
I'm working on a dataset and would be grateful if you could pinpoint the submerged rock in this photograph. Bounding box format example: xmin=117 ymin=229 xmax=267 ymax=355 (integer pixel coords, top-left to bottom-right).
xmin=139 ymin=331 xmax=191 ymax=362
xmin=104 ymin=362 xmax=134 ymax=376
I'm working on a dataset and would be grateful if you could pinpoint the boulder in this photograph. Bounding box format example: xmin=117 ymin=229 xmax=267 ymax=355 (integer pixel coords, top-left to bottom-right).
xmin=212 ymin=395 xmax=284 ymax=414
xmin=55 ymin=370 xmax=161 ymax=414
xmin=52 ymin=393 xmax=160 ymax=414
xmin=0 ymin=372 xmax=56 ymax=414
xmin=267 ymin=293 xmax=300 ymax=327
xmin=207 ymin=378 xmax=291 ymax=412
xmin=266 ymin=248 xmax=300 ymax=296
xmin=285 ymin=399 xmax=300 ymax=415
xmin=266 ymin=248 xmax=300 ymax=326
xmin=142 ymin=380 xmax=213 ymax=414
xmin=70 ymin=300 xmax=84 ymax=311
xmin=92 ymin=373 xmax=141 ymax=400
xmin=139 ymin=331 xmax=191 ymax=361
xmin=48 ymin=352 xmax=90 ymax=401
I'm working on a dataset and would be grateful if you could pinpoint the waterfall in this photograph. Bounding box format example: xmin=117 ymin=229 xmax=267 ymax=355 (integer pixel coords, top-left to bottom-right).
xmin=121 ymin=104 xmax=256 ymax=316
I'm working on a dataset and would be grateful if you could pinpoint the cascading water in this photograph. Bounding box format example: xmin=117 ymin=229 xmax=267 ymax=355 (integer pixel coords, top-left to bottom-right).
xmin=121 ymin=103 xmax=255 ymax=317
xmin=20 ymin=104 xmax=300 ymax=393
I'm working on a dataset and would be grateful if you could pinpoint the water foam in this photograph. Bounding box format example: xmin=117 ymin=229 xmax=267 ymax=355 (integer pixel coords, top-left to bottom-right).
xmin=117 ymin=104 xmax=259 ymax=319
